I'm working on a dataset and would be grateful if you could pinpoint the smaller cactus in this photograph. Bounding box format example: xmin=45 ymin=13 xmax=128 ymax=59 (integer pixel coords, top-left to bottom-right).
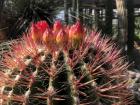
xmin=0 ymin=20 xmax=133 ymax=105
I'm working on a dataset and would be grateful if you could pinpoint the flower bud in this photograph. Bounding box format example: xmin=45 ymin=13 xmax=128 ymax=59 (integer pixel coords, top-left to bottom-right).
xmin=30 ymin=23 xmax=41 ymax=42
xmin=56 ymin=29 xmax=68 ymax=47
xmin=69 ymin=21 xmax=84 ymax=47
xmin=53 ymin=20 xmax=63 ymax=34
xmin=42 ymin=28 xmax=54 ymax=45
xmin=36 ymin=20 xmax=49 ymax=34
xmin=30 ymin=21 xmax=49 ymax=42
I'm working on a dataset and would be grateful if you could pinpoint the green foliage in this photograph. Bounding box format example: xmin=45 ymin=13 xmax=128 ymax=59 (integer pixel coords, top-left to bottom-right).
xmin=135 ymin=17 xmax=140 ymax=40
xmin=1 ymin=0 xmax=63 ymax=39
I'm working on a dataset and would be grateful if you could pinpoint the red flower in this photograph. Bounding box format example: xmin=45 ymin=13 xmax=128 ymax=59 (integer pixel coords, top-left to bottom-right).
xmin=69 ymin=21 xmax=85 ymax=47
xmin=36 ymin=20 xmax=49 ymax=34
xmin=30 ymin=21 xmax=49 ymax=42
xmin=43 ymin=28 xmax=54 ymax=45
xmin=56 ymin=29 xmax=68 ymax=48
xmin=53 ymin=20 xmax=63 ymax=34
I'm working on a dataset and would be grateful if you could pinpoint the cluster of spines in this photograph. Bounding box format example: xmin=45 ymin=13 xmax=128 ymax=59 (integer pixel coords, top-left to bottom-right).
xmin=0 ymin=20 xmax=133 ymax=105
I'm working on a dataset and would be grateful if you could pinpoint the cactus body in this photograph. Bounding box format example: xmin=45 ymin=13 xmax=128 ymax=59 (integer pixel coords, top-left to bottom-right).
xmin=0 ymin=20 xmax=133 ymax=105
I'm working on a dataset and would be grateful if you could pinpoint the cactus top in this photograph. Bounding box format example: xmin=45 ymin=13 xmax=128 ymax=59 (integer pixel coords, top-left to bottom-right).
xmin=0 ymin=20 xmax=133 ymax=105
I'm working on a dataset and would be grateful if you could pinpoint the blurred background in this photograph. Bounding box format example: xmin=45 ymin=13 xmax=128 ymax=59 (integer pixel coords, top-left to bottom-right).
xmin=0 ymin=0 xmax=140 ymax=69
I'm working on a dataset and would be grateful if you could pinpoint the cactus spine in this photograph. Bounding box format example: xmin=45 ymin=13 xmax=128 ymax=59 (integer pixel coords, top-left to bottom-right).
xmin=0 ymin=20 xmax=133 ymax=105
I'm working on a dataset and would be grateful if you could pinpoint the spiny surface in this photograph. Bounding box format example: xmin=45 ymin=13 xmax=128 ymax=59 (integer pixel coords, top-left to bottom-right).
xmin=0 ymin=20 xmax=133 ymax=105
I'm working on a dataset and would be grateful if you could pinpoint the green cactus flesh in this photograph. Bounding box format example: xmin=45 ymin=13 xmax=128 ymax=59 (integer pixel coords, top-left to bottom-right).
xmin=0 ymin=21 xmax=133 ymax=105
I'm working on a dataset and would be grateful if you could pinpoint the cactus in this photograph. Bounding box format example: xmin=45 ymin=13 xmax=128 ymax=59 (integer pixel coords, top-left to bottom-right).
xmin=0 ymin=20 xmax=133 ymax=105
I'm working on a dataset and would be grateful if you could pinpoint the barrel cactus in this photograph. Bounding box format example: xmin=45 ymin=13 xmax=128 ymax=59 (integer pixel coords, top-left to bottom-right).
xmin=0 ymin=20 xmax=133 ymax=105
